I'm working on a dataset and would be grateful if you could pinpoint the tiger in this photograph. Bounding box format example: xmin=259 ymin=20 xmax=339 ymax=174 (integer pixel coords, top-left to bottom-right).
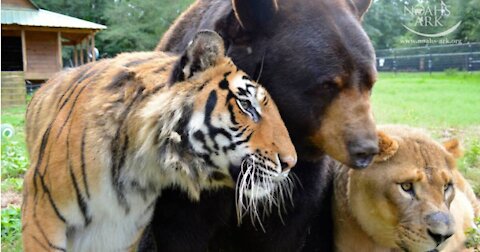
xmin=21 ymin=30 xmax=297 ymax=252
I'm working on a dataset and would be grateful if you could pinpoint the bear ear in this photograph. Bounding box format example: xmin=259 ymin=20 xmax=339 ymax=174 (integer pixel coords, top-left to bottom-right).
xmin=374 ymin=131 xmax=399 ymax=162
xmin=214 ymin=0 xmax=278 ymax=47
xmin=443 ymin=139 xmax=463 ymax=159
xmin=352 ymin=0 xmax=373 ymax=19
xmin=170 ymin=30 xmax=225 ymax=84
xmin=232 ymin=0 xmax=278 ymax=32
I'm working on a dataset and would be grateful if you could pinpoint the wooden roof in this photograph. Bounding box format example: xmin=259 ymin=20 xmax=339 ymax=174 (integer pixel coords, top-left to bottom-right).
xmin=2 ymin=0 xmax=38 ymax=10
xmin=1 ymin=0 xmax=106 ymax=30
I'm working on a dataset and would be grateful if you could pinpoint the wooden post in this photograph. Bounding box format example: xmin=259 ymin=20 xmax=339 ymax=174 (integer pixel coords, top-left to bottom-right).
xmin=80 ymin=39 xmax=84 ymax=65
xmin=73 ymin=44 xmax=78 ymax=67
xmin=91 ymin=33 xmax=96 ymax=62
xmin=57 ymin=31 xmax=63 ymax=69
xmin=85 ymin=36 xmax=90 ymax=63
xmin=21 ymin=30 xmax=27 ymax=72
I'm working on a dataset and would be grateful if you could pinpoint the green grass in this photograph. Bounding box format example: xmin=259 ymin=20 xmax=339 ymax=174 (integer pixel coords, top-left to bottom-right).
xmin=466 ymin=217 xmax=480 ymax=250
xmin=1 ymin=72 xmax=479 ymax=250
xmin=1 ymin=106 xmax=27 ymax=150
xmin=372 ymin=72 xmax=480 ymax=195
xmin=372 ymin=72 xmax=480 ymax=127
xmin=1 ymin=206 xmax=22 ymax=252
xmin=1 ymin=104 xmax=27 ymax=252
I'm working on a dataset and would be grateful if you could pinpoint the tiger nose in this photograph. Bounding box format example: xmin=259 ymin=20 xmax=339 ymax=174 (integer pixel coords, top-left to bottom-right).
xmin=279 ymin=155 xmax=297 ymax=172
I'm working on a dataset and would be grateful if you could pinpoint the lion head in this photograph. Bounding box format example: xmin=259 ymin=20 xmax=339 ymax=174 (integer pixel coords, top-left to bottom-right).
xmin=334 ymin=125 xmax=479 ymax=252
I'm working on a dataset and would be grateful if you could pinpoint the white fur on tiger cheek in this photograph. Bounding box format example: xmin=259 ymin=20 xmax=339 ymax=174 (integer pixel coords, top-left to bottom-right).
xmin=187 ymin=110 xmax=248 ymax=170
xmin=231 ymin=74 xmax=262 ymax=115
xmin=256 ymin=87 xmax=266 ymax=102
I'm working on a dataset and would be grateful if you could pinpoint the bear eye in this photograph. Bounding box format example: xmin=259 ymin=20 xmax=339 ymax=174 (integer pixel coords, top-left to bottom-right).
xmin=400 ymin=182 xmax=414 ymax=194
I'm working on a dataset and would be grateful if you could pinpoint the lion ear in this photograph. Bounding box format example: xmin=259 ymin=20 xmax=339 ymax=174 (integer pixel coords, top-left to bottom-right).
xmin=374 ymin=131 xmax=399 ymax=162
xmin=443 ymin=139 xmax=463 ymax=159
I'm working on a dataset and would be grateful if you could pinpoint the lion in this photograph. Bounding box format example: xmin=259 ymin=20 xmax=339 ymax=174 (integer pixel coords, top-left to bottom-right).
xmin=333 ymin=125 xmax=480 ymax=252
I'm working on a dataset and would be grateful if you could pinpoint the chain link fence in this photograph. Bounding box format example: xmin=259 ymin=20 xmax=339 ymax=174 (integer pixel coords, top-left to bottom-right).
xmin=375 ymin=43 xmax=480 ymax=72
xmin=24 ymin=43 xmax=480 ymax=95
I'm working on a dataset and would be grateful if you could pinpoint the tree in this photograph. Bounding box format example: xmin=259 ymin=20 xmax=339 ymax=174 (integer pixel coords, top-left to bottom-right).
xmin=363 ymin=0 xmax=479 ymax=49
xmin=363 ymin=0 xmax=407 ymax=49
xmin=453 ymin=0 xmax=480 ymax=42
xmin=100 ymin=0 xmax=193 ymax=56
xmin=34 ymin=0 xmax=193 ymax=57
xmin=34 ymin=0 xmax=107 ymax=29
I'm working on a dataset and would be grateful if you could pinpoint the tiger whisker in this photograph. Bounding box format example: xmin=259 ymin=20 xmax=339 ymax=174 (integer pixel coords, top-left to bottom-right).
xmin=235 ymin=155 xmax=295 ymax=233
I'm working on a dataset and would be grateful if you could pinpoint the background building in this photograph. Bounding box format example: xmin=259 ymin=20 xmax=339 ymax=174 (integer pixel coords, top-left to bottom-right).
xmin=1 ymin=0 xmax=106 ymax=107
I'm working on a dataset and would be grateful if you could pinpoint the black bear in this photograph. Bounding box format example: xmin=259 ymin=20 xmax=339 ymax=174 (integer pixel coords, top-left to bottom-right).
xmin=140 ymin=0 xmax=377 ymax=251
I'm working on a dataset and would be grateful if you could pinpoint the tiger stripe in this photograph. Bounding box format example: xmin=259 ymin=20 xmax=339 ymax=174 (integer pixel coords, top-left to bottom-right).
xmin=22 ymin=31 xmax=296 ymax=252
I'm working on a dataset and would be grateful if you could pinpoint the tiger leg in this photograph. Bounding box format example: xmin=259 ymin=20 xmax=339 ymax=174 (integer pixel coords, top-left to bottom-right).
xmin=22 ymin=178 xmax=68 ymax=252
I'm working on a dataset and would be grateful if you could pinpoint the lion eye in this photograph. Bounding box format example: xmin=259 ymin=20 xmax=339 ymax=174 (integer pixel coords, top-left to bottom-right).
xmin=400 ymin=183 xmax=414 ymax=193
xmin=444 ymin=183 xmax=453 ymax=192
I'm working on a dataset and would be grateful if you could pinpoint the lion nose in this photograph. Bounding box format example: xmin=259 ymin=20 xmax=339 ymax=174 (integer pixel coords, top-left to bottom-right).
xmin=428 ymin=229 xmax=453 ymax=246
xmin=426 ymin=212 xmax=454 ymax=246
xmin=279 ymin=155 xmax=296 ymax=172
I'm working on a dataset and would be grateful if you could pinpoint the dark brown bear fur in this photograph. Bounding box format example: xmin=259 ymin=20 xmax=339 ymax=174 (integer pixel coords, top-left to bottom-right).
xmin=140 ymin=0 xmax=377 ymax=251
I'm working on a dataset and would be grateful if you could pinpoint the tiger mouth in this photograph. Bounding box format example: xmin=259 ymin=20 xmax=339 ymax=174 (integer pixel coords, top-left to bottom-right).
xmin=237 ymin=156 xmax=289 ymax=195
xmin=234 ymin=155 xmax=296 ymax=231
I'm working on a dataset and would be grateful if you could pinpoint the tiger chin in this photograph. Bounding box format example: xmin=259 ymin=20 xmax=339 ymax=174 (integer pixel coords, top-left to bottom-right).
xmin=22 ymin=30 xmax=297 ymax=252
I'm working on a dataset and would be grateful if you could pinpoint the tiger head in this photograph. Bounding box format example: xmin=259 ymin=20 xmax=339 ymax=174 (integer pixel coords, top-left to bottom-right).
xmin=184 ymin=30 xmax=297 ymax=190
xmin=139 ymin=31 xmax=296 ymax=221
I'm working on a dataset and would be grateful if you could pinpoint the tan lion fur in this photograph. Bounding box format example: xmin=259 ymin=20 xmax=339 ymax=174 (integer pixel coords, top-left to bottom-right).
xmin=333 ymin=125 xmax=480 ymax=252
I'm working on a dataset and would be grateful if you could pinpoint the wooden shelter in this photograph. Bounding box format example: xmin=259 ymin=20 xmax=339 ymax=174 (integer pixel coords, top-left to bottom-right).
xmin=1 ymin=0 xmax=106 ymax=107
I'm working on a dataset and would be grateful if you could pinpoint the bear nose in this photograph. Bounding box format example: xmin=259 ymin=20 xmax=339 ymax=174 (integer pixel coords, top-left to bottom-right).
xmin=426 ymin=212 xmax=454 ymax=246
xmin=279 ymin=155 xmax=296 ymax=172
xmin=348 ymin=140 xmax=379 ymax=169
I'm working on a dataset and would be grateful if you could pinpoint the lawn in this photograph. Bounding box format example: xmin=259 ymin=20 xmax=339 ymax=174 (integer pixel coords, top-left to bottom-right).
xmin=372 ymin=72 xmax=480 ymax=128
xmin=1 ymin=72 xmax=479 ymax=250
xmin=372 ymin=72 xmax=480 ymax=194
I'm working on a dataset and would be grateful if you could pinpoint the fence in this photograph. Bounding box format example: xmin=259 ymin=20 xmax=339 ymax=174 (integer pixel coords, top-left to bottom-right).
xmin=375 ymin=43 xmax=480 ymax=72
xmin=16 ymin=42 xmax=480 ymax=98
xmin=1 ymin=72 xmax=27 ymax=108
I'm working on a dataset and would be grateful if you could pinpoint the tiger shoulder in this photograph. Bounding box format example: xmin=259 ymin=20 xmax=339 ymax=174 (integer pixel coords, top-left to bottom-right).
xmin=22 ymin=30 xmax=296 ymax=252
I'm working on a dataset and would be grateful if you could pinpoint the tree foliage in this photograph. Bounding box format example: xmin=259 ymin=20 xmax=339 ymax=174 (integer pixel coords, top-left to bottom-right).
xmin=363 ymin=0 xmax=480 ymax=49
xmin=35 ymin=0 xmax=193 ymax=57
xmin=34 ymin=0 xmax=478 ymax=53
xmin=99 ymin=0 xmax=192 ymax=56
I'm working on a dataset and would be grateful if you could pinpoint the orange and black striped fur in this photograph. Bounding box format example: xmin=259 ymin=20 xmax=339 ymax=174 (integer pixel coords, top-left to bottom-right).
xmin=22 ymin=31 xmax=296 ymax=252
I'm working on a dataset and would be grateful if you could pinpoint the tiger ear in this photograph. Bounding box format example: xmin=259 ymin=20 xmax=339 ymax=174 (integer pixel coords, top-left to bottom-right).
xmin=374 ymin=131 xmax=399 ymax=162
xmin=443 ymin=139 xmax=463 ymax=159
xmin=170 ymin=30 xmax=226 ymax=84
